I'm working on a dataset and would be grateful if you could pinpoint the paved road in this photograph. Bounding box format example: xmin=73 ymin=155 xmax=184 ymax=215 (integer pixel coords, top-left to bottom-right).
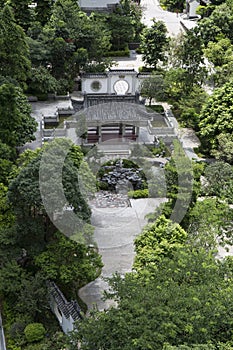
xmin=141 ymin=0 xmax=197 ymax=34
xmin=141 ymin=0 xmax=184 ymax=35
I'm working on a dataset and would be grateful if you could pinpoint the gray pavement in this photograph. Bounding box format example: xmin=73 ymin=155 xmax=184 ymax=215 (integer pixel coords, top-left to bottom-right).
xmin=79 ymin=197 xmax=167 ymax=311
xmin=141 ymin=0 xmax=197 ymax=35
xmin=21 ymin=99 xmax=73 ymax=151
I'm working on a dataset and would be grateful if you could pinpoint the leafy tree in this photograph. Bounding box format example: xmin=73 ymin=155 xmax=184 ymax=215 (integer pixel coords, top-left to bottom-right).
xmin=160 ymin=0 xmax=185 ymax=12
xmin=108 ymin=12 xmax=135 ymax=51
xmin=0 ymin=5 xmax=31 ymax=87
xmin=8 ymin=139 xmax=92 ymax=249
xmin=0 ymin=83 xmax=37 ymax=148
xmin=8 ymin=0 xmax=33 ymax=30
xmin=120 ymin=0 xmax=144 ymax=42
xmin=163 ymin=344 xmax=232 ymax=350
xmin=0 ymin=142 xmax=16 ymax=184
xmin=201 ymin=161 xmax=233 ymax=202
xmin=133 ymin=215 xmax=187 ymax=274
xmin=176 ymin=86 xmax=208 ymax=128
xmin=27 ymin=66 xmax=58 ymax=95
xmin=211 ymin=133 xmax=233 ymax=164
xmin=35 ymin=0 xmax=53 ymax=26
xmin=203 ymin=38 xmax=233 ymax=87
xmin=73 ymin=248 xmax=233 ymax=349
xmin=164 ymin=68 xmax=189 ymax=100
xmin=139 ymin=74 xmax=167 ymax=105
xmin=35 ymin=231 xmax=102 ymax=297
xmin=168 ymin=30 xmax=206 ymax=92
xmin=187 ymin=198 xmax=233 ymax=250
xmin=43 ymin=0 xmax=111 ymax=79
xmin=140 ymin=19 xmax=169 ymax=69
xmin=204 ymin=38 xmax=233 ymax=68
xmin=198 ymin=81 xmax=233 ymax=155
xmin=27 ymin=36 xmax=49 ymax=68
xmin=107 ymin=0 xmax=143 ymax=50
xmin=197 ymin=3 xmax=233 ymax=46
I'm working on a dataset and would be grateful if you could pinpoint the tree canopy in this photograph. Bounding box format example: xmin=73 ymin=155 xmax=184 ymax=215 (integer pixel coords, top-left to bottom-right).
xmin=75 ymin=246 xmax=233 ymax=349
xmin=0 ymin=5 xmax=31 ymax=88
xmin=0 ymin=82 xmax=37 ymax=148
xmin=140 ymin=19 xmax=168 ymax=69
xmin=198 ymin=81 xmax=233 ymax=158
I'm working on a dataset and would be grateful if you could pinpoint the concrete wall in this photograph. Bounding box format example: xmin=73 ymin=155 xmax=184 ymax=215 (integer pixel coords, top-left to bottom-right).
xmin=82 ymin=76 xmax=108 ymax=94
xmin=79 ymin=0 xmax=120 ymax=8
xmin=187 ymin=0 xmax=200 ymax=17
xmin=82 ymin=71 xmax=139 ymax=95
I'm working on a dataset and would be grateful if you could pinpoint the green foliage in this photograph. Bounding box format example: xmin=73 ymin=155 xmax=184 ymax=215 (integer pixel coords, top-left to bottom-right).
xmin=27 ymin=66 xmax=58 ymax=95
xmin=160 ymin=0 xmax=185 ymax=12
xmin=168 ymin=30 xmax=206 ymax=92
xmin=201 ymin=161 xmax=233 ymax=201
xmin=198 ymin=81 xmax=233 ymax=157
xmin=7 ymin=0 xmax=33 ymax=30
xmin=8 ymin=140 xmax=91 ymax=248
xmin=0 ymin=5 xmax=31 ymax=88
xmin=140 ymin=19 xmax=168 ymax=69
xmin=107 ymin=0 xmax=143 ymax=51
xmin=0 ymin=83 xmax=37 ymax=148
xmin=163 ymin=344 xmax=215 ymax=349
xmin=197 ymin=3 xmax=233 ymax=46
xmin=35 ymin=231 xmax=103 ymax=293
xmin=128 ymin=188 xmax=149 ymax=198
xmin=211 ymin=133 xmax=233 ymax=164
xmin=177 ymin=86 xmax=208 ymax=129
xmin=74 ymin=248 xmax=233 ymax=349
xmin=104 ymin=49 xmax=130 ymax=57
xmin=187 ymin=198 xmax=233 ymax=250
xmin=140 ymin=74 xmax=167 ymax=104
xmin=24 ymin=323 xmax=46 ymax=343
xmin=133 ymin=215 xmax=187 ymax=273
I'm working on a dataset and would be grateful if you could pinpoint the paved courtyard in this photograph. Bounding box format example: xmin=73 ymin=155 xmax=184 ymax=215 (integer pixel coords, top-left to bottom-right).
xmin=79 ymin=195 xmax=167 ymax=311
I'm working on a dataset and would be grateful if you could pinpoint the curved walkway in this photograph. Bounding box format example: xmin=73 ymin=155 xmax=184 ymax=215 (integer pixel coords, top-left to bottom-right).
xmin=79 ymin=197 xmax=167 ymax=311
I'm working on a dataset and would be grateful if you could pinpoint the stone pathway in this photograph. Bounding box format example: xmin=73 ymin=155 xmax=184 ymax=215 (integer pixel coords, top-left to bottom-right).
xmin=79 ymin=196 xmax=167 ymax=311
xmin=89 ymin=191 xmax=130 ymax=208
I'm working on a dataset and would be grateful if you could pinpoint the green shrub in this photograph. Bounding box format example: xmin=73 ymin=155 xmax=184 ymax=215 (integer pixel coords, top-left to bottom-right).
xmin=138 ymin=66 xmax=154 ymax=73
xmin=24 ymin=323 xmax=46 ymax=343
xmin=105 ymin=49 xmax=130 ymax=57
xmin=128 ymin=189 xmax=149 ymax=198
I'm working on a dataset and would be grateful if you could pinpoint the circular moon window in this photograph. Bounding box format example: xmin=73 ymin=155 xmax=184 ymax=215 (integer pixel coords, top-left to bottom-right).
xmin=114 ymin=80 xmax=129 ymax=95
xmin=91 ymin=80 xmax=101 ymax=92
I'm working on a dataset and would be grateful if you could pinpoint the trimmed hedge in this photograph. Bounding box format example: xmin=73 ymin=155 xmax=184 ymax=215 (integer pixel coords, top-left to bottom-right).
xmin=24 ymin=323 xmax=46 ymax=343
xmin=128 ymin=189 xmax=149 ymax=198
xmin=104 ymin=49 xmax=130 ymax=57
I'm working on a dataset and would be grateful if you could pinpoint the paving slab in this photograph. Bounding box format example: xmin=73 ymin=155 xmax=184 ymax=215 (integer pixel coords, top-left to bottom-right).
xmin=79 ymin=196 xmax=167 ymax=311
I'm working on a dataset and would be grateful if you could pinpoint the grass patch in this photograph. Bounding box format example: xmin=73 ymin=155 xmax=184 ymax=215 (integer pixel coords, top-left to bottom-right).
xmin=151 ymin=120 xmax=167 ymax=127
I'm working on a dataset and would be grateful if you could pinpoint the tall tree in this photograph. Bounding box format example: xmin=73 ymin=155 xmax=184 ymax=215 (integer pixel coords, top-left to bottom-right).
xmin=8 ymin=0 xmax=33 ymax=30
xmin=0 ymin=5 xmax=31 ymax=87
xmin=168 ymin=30 xmax=206 ymax=92
xmin=198 ymin=81 xmax=233 ymax=156
xmin=139 ymin=74 xmax=167 ymax=105
xmin=0 ymin=83 xmax=37 ymax=148
xmin=140 ymin=19 xmax=168 ymax=69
